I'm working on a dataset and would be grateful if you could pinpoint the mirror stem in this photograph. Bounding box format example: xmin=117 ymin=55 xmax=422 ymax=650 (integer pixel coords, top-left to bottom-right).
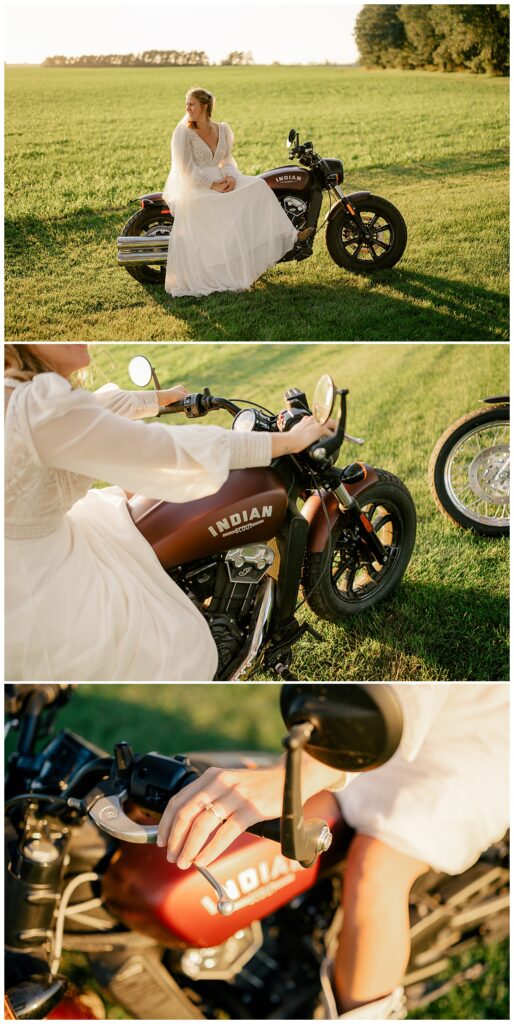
xmin=281 ymin=722 xmax=332 ymax=868
xmin=151 ymin=367 xmax=162 ymax=391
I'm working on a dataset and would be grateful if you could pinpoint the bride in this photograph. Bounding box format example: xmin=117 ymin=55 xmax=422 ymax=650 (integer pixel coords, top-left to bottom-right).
xmin=163 ymin=88 xmax=312 ymax=298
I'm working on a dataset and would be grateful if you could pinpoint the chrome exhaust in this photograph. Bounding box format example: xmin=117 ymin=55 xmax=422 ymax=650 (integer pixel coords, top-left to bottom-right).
xmin=229 ymin=576 xmax=274 ymax=681
xmin=117 ymin=235 xmax=169 ymax=267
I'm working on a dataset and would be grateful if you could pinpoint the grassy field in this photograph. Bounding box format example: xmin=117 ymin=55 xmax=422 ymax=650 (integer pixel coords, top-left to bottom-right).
xmin=89 ymin=341 xmax=509 ymax=681
xmin=5 ymin=66 xmax=509 ymax=341
xmin=46 ymin=683 xmax=507 ymax=1019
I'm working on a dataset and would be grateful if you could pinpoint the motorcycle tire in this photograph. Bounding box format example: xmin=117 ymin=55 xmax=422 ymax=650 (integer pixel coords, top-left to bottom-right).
xmin=120 ymin=207 xmax=172 ymax=285
xmin=428 ymin=406 xmax=510 ymax=537
xmin=326 ymin=195 xmax=407 ymax=273
xmin=302 ymin=469 xmax=416 ymax=621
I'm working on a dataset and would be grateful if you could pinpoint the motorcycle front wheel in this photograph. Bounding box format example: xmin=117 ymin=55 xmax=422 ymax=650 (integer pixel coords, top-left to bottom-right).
xmin=428 ymin=406 xmax=510 ymax=537
xmin=302 ymin=470 xmax=416 ymax=620
xmin=120 ymin=207 xmax=172 ymax=285
xmin=326 ymin=196 xmax=407 ymax=273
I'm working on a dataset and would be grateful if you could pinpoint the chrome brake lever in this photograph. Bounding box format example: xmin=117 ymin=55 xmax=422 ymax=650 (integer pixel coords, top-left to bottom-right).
xmin=344 ymin=433 xmax=365 ymax=445
xmin=88 ymin=791 xmax=235 ymax=915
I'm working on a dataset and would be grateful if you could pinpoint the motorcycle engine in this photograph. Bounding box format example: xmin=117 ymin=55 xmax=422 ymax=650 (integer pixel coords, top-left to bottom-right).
xmin=281 ymin=195 xmax=308 ymax=230
xmin=177 ymin=544 xmax=275 ymax=675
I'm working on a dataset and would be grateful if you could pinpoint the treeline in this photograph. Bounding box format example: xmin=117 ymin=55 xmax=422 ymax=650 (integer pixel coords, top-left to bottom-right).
xmin=42 ymin=50 xmax=254 ymax=68
xmin=355 ymin=5 xmax=509 ymax=75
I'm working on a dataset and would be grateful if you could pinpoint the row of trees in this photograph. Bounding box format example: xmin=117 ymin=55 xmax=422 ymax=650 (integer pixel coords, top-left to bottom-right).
xmin=42 ymin=50 xmax=254 ymax=68
xmin=355 ymin=5 xmax=509 ymax=75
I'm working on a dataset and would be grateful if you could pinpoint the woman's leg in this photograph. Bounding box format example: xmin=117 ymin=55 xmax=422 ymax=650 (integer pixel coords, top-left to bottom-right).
xmin=333 ymin=833 xmax=428 ymax=1013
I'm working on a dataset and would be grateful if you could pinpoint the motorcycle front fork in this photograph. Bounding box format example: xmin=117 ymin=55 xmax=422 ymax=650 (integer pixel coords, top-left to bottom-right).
xmin=333 ymin=484 xmax=386 ymax=565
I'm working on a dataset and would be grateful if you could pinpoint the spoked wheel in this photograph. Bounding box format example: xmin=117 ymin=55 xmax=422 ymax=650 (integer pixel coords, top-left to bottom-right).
xmin=326 ymin=195 xmax=407 ymax=273
xmin=303 ymin=470 xmax=416 ymax=621
xmin=429 ymin=406 xmax=510 ymax=537
xmin=119 ymin=207 xmax=172 ymax=285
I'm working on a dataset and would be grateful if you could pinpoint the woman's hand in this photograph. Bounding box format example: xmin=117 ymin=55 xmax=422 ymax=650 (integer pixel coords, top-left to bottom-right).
xmin=210 ymin=176 xmax=236 ymax=193
xmin=271 ymin=415 xmax=337 ymax=458
xmin=157 ymin=763 xmax=286 ymax=868
xmin=157 ymin=386 xmax=189 ymax=409
xmin=156 ymin=755 xmax=346 ymax=870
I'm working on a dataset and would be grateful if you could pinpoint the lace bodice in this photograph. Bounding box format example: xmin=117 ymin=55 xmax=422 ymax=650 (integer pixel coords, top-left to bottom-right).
xmin=5 ymin=374 xmax=271 ymax=541
xmin=163 ymin=120 xmax=240 ymax=203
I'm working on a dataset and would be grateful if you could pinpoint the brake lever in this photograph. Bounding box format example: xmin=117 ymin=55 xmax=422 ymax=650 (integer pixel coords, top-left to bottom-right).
xmin=87 ymin=789 xmax=235 ymax=915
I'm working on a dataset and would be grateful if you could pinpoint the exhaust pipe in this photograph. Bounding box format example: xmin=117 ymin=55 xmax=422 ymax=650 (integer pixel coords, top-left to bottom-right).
xmin=229 ymin=576 xmax=274 ymax=682
xmin=117 ymin=235 xmax=169 ymax=267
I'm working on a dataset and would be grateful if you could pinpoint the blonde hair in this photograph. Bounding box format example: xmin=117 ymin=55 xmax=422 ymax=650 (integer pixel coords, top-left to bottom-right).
xmin=4 ymin=344 xmax=90 ymax=388
xmin=186 ymin=87 xmax=215 ymax=128
xmin=4 ymin=345 xmax=53 ymax=382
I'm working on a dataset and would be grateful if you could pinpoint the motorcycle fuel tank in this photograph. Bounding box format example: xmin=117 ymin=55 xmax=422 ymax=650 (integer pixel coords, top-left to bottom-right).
xmin=260 ymin=165 xmax=313 ymax=193
xmin=129 ymin=468 xmax=288 ymax=569
xmin=102 ymin=792 xmax=347 ymax=948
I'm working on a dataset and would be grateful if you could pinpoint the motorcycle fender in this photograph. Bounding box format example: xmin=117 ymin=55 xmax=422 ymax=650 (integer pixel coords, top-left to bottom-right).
xmin=325 ymin=192 xmax=372 ymax=224
xmin=303 ymin=465 xmax=379 ymax=553
xmin=137 ymin=191 xmax=171 ymax=214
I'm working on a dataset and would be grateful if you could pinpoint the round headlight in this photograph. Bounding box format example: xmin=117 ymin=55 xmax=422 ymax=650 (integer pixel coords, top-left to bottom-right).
xmin=232 ymin=408 xmax=258 ymax=432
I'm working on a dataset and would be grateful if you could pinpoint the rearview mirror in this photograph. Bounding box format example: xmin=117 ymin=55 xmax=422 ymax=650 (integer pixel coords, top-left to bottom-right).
xmin=280 ymin=683 xmax=403 ymax=771
xmin=128 ymin=355 xmax=153 ymax=388
xmin=312 ymin=374 xmax=335 ymax=425
xmin=286 ymin=127 xmax=297 ymax=148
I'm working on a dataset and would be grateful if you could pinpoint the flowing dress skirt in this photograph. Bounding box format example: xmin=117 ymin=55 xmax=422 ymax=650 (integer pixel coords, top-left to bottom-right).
xmin=6 ymin=488 xmax=219 ymax=682
xmin=165 ymin=176 xmax=298 ymax=298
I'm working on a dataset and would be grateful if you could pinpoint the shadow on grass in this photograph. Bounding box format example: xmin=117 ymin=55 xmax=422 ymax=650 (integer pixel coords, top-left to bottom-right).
xmin=304 ymin=577 xmax=509 ymax=682
xmin=140 ymin=268 xmax=508 ymax=342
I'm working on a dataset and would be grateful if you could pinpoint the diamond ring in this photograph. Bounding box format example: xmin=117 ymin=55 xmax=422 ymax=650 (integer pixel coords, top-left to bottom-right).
xmin=204 ymin=801 xmax=225 ymax=822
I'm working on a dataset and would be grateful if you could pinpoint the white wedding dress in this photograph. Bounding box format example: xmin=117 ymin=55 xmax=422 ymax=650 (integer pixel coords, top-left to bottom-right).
xmin=163 ymin=120 xmax=298 ymax=297
xmin=5 ymin=374 xmax=272 ymax=682
xmin=337 ymin=684 xmax=508 ymax=874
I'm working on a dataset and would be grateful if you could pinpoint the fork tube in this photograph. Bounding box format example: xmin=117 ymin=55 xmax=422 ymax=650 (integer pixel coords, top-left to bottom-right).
xmin=333 ymin=483 xmax=355 ymax=509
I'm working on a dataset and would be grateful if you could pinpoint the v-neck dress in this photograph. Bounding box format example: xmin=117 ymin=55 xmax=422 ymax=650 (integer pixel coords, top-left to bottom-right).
xmin=163 ymin=119 xmax=298 ymax=298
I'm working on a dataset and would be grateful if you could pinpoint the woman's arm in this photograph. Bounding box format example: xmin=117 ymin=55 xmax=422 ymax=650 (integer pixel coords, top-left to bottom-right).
xmin=23 ymin=375 xmax=331 ymax=504
xmin=157 ymin=753 xmax=347 ymax=869
xmin=94 ymin=384 xmax=189 ymax=420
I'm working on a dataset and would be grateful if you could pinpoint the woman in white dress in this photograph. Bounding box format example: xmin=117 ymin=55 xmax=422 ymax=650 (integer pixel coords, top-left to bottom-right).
xmin=163 ymin=88 xmax=308 ymax=298
xmin=157 ymin=682 xmax=509 ymax=1020
xmin=5 ymin=344 xmax=331 ymax=682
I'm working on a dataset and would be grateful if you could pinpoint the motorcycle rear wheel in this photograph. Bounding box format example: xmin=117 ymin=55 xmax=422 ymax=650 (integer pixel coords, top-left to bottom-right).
xmin=302 ymin=470 xmax=416 ymax=620
xmin=326 ymin=196 xmax=407 ymax=273
xmin=428 ymin=406 xmax=510 ymax=537
xmin=120 ymin=207 xmax=172 ymax=285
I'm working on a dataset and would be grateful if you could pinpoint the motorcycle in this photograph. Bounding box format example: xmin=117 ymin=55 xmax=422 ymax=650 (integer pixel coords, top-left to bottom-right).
xmin=116 ymin=128 xmax=407 ymax=284
xmin=5 ymin=684 xmax=509 ymax=1021
xmin=125 ymin=355 xmax=417 ymax=680
xmin=428 ymin=396 xmax=509 ymax=538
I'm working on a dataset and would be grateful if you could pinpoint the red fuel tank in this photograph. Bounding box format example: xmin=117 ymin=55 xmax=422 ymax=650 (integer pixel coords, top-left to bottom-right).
xmin=129 ymin=468 xmax=288 ymax=569
xmin=102 ymin=792 xmax=348 ymax=949
xmin=260 ymin=165 xmax=313 ymax=192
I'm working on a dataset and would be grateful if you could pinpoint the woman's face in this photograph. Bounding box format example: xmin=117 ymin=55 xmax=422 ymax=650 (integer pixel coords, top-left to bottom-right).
xmin=186 ymin=95 xmax=207 ymax=122
xmin=27 ymin=344 xmax=90 ymax=377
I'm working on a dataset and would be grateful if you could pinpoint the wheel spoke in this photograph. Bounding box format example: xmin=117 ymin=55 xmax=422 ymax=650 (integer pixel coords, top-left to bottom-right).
xmin=372 ymin=512 xmax=394 ymax=532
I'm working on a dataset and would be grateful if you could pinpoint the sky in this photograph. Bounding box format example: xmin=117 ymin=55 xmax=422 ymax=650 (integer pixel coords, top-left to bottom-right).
xmin=4 ymin=1 xmax=362 ymax=65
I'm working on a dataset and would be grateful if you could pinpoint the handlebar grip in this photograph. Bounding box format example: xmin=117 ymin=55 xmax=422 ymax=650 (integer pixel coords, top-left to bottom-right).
xmin=159 ymin=399 xmax=185 ymax=415
xmin=247 ymin=818 xmax=281 ymax=843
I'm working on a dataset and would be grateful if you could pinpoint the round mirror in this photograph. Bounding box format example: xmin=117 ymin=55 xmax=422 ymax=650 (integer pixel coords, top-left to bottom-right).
xmin=286 ymin=127 xmax=297 ymax=149
xmin=128 ymin=355 xmax=153 ymax=388
xmin=312 ymin=374 xmax=335 ymax=425
xmin=280 ymin=683 xmax=403 ymax=772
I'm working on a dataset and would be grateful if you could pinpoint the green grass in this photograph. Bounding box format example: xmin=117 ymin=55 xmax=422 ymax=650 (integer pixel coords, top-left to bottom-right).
xmin=51 ymin=683 xmax=508 ymax=1019
xmin=5 ymin=66 xmax=509 ymax=341
xmin=88 ymin=341 xmax=509 ymax=681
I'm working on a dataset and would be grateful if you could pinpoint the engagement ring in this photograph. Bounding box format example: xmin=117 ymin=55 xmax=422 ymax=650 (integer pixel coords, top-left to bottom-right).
xmin=204 ymin=801 xmax=225 ymax=822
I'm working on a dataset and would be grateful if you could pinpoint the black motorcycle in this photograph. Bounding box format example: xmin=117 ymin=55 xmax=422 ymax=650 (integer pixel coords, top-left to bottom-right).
xmin=117 ymin=128 xmax=407 ymax=285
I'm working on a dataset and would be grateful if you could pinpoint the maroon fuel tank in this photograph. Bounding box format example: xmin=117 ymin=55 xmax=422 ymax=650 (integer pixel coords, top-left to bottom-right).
xmin=260 ymin=165 xmax=314 ymax=192
xmin=102 ymin=791 xmax=349 ymax=949
xmin=128 ymin=468 xmax=288 ymax=569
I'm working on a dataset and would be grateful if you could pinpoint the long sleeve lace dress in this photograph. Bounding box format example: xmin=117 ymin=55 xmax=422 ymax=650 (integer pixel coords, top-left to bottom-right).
xmin=5 ymin=374 xmax=272 ymax=682
xmin=162 ymin=120 xmax=298 ymax=297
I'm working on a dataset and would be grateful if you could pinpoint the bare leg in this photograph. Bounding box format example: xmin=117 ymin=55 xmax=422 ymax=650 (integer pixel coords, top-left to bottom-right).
xmin=334 ymin=833 xmax=428 ymax=1013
